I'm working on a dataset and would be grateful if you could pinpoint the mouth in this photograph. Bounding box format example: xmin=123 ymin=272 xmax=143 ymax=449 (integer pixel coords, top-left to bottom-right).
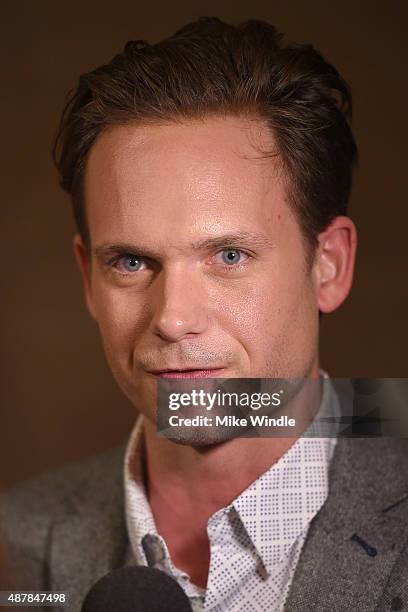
xmin=148 ymin=367 xmax=226 ymax=379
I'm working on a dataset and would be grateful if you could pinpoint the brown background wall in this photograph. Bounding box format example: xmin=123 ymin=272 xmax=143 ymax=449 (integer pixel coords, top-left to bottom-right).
xmin=1 ymin=0 xmax=407 ymax=489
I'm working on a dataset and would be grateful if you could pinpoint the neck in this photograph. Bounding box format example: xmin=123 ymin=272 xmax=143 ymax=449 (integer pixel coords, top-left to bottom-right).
xmin=144 ymin=421 xmax=297 ymax=508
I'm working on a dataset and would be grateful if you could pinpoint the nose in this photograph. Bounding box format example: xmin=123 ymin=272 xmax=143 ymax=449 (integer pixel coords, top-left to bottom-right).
xmin=150 ymin=265 xmax=208 ymax=342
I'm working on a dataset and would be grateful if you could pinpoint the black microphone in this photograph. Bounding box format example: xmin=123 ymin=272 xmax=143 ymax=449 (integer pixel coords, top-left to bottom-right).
xmin=81 ymin=566 xmax=193 ymax=611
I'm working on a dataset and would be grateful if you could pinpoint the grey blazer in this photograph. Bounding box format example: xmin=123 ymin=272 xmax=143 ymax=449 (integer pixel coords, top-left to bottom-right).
xmin=2 ymin=438 xmax=408 ymax=611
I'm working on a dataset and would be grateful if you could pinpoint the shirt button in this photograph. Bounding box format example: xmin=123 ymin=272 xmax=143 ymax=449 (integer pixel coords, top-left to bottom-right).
xmin=391 ymin=596 xmax=403 ymax=611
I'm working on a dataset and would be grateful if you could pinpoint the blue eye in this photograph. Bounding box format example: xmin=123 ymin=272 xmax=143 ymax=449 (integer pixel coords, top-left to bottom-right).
xmin=121 ymin=255 xmax=144 ymax=272
xmin=221 ymin=249 xmax=242 ymax=265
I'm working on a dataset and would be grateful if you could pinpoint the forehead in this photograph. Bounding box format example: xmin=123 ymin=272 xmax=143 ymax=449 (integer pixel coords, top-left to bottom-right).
xmin=84 ymin=116 xmax=294 ymax=247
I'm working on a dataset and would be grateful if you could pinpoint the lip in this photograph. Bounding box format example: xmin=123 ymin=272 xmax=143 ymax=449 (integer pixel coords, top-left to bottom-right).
xmin=148 ymin=368 xmax=226 ymax=379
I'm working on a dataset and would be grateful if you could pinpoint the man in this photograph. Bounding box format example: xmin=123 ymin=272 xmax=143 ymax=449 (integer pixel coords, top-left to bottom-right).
xmin=2 ymin=17 xmax=408 ymax=612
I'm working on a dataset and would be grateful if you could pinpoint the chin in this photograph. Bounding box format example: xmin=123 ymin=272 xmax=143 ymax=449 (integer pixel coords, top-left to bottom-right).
xmin=158 ymin=421 xmax=250 ymax=447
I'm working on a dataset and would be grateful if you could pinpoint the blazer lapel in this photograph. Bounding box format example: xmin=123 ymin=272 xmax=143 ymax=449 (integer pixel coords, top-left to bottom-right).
xmin=286 ymin=438 xmax=408 ymax=611
xmin=49 ymin=446 xmax=129 ymax=612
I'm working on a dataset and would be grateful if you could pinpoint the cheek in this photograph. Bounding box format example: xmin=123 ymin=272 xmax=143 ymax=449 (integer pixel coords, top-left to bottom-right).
xmin=91 ymin=282 xmax=149 ymax=362
xmin=214 ymin=283 xmax=268 ymax=342
xmin=213 ymin=270 xmax=319 ymax=375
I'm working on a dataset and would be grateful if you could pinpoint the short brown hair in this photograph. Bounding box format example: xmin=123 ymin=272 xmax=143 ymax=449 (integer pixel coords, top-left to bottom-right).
xmin=53 ymin=17 xmax=357 ymax=251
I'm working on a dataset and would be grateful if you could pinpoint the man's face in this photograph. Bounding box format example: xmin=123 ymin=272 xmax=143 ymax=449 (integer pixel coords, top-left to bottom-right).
xmin=80 ymin=116 xmax=321 ymax=421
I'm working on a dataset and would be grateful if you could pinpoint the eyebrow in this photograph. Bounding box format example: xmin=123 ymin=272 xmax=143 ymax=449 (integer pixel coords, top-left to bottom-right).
xmin=191 ymin=232 xmax=275 ymax=251
xmin=94 ymin=231 xmax=275 ymax=259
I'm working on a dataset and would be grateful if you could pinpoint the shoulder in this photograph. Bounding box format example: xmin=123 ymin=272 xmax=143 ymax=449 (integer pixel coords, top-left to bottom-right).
xmin=0 ymin=445 xmax=126 ymax=586
xmin=332 ymin=437 xmax=408 ymax=482
xmin=1 ymin=444 xmax=126 ymax=520
xmin=326 ymin=437 xmax=408 ymax=523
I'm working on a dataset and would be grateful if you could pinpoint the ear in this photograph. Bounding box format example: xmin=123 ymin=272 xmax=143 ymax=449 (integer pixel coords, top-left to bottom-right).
xmin=314 ymin=216 xmax=357 ymax=313
xmin=73 ymin=234 xmax=97 ymax=320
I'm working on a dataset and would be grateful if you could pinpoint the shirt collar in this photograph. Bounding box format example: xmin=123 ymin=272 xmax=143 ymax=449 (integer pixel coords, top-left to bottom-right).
xmin=124 ymin=416 xmax=155 ymax=566
xmin=232 ymin=376 xmax=338 ymax=574
xmin=124 ymin=417 xmax=206 ymax=599
xmin=232 ymin=435 xmax=336 ymax=574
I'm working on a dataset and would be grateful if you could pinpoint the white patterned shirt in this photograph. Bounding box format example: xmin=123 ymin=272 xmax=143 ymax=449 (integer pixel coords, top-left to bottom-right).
xmin=124 ymin=378 xmax=338 ymax=611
